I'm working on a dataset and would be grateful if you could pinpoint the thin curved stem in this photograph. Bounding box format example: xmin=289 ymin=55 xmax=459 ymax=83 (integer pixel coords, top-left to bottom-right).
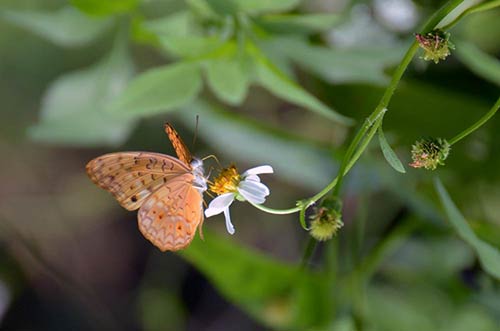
xmin=250 ymin=0 xmax=482 ymax=215
xmin=449 ymin=96 xmax=500 ymax=145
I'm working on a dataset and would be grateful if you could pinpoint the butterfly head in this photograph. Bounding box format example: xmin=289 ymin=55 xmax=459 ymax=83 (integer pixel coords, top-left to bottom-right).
xmin=190 ymin=157 xmax=207 ymax=193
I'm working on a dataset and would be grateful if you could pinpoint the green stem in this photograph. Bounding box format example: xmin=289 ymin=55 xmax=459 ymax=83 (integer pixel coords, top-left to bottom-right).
xmin=440 ymin=0 xmax=500 ymax=31
xmin=250 ymin=110 xmax=385 ymax=215
xmin=300 ymin=237 xmax=318 ymax=269
xmin=449 ymin=96 xmax=500 ymax=145
xmin=250 ymin=0 xmax=477 ymax=215
xmin=420 ymin=0 xmax=466 ymax=32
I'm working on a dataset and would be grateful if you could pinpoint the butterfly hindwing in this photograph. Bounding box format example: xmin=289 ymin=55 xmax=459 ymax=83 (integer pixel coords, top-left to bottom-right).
xmin=137 ymin=173 xmax=204 ymax=251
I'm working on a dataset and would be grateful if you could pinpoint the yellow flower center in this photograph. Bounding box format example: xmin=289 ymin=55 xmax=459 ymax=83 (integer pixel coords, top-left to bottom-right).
xmin=210 ymin=165 xmax=241 ymax=195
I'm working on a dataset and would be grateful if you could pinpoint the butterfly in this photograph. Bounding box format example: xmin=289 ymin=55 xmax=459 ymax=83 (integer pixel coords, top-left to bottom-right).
xmin=86 ymin=123 xmax=207 ymax=251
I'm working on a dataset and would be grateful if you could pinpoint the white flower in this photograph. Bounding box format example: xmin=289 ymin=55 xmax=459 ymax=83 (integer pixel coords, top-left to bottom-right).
xmin=205 ymin=165 xmax=273 ymax=235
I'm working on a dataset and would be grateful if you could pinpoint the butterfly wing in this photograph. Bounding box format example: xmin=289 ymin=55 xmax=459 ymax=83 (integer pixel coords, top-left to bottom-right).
xmin=86 ymin=152 xmax=190 ymax=211
xmin=138 ymin=173 xmax=204 ymax=251
xmin=164 ymin=123 xmax=193 ymax=166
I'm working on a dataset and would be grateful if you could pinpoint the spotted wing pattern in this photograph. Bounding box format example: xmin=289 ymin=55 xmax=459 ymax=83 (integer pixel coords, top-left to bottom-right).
xmin=86 ymin=152 xmax=190 ymax=211
xmin=138 ymin=173 xmax=204 ymax=251
xmin=164 ymin=123 xmax=192 ymax=166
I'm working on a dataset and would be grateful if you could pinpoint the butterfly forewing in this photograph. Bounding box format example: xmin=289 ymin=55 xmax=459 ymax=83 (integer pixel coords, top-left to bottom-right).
xmin=165 ymin=123 xmax=193 ymax=166
xmin=138 ymin=173 xmax=203 ymax=251
xmin=86 ymin=152 xmax=190 ymax=211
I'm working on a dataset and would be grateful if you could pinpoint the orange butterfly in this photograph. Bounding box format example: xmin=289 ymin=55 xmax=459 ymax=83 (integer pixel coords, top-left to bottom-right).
xmin=86 ymin=123 xmax=207 ymax=251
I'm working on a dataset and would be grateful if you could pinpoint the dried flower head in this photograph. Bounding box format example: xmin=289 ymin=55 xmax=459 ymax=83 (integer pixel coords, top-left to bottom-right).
xmin=309 ymin=197 xmax=343 ymax=241
xmin=415 ymin=29 xmax=455 ymax=64
xmin=410 ymin=137 xmax=450 ymax=170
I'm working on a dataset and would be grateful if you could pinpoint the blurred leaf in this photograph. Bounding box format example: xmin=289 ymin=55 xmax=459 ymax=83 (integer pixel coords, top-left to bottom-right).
xmin=30 ymin=115 xmax=134 ymax=146
xmin=455 ymin=40 xmax=500 ymax=87
xmin=204 ymin=44 xmax=252 ymax=105
xmin=248 ymin=43 xmax=354 ymax=125
xmin=435 ymin=177 xmax=500 ymax=280
xmin=441 ymin=305 xmax=499 ymax=331
xmin=71 ymin=0 xmax=138 ymax=16
xmin=142 ymin=11 xmax=192 ymax=37
xmin=461 ymin=6 xmax=500 ymax=53
xmin=131 ymin=15 xmax=160 ymax=46
xmin=0 ymin=6 xmax=112 ymax=47
xmin=30 ymin=33 xmax=135 ymax=146
xmin=139 ymin=289 xmax=185 ymax=331
xmin=158 ymin=35 xmax=224 ymax=58
xmin=177 ymin=100 xmax=338 ymax=190
xmin=378 ymin=126 xmax=406 ymax=173
xmin=205 ymin=0 xmax=300 ymax=15
xmin=262 ymin=38 xmax=405 ymax=85
xmin=181 ymin=231 xmax=332 ymax=329
xmin=366 ymin=285 xmax=442 ymax=330
xmin=144 ymin=12 xmax=224 ymax=58
xmin=257 ymin=13 xmax=341 ymax=34
xmin=185 ymin=0 xmax=219 ymax=18
xmin=366 ymin=285 xmax=497 ymax=331
xmin=380 ymin=237 xmax=474 ymax=282
xmin=108 ymin=62 xmax=202 ymax=117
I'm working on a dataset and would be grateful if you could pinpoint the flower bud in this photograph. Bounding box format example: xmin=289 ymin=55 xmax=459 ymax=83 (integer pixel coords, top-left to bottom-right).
xmin=309 ymin=197 xmax=343 ymax=241
xmin=409 ymin=137 xmax=450 ymax=170
xmin=415 ymin=29 xmax=454 ymax=64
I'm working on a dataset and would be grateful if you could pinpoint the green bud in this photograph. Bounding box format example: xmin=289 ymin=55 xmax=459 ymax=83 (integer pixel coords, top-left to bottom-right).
xmin=309 ymin=197 xmax=343 ymax=241
xmin=415 ymin=29 xmax=455 ymax=64
xmin=410 ymin=137 xmax=450 ymax=170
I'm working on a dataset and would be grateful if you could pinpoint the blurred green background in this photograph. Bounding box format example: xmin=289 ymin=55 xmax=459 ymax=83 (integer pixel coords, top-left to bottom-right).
xmin=0 ymin=0 xmax=500 ymax=330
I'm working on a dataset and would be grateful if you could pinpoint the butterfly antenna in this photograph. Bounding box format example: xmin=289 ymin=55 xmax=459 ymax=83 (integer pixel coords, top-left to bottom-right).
xmin=203 ymin=154 xmax=222 ymax=168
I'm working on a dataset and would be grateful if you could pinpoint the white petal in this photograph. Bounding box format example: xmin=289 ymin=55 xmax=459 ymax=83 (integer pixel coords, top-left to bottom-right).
xmin=238 ymin=189 xmax=265 ymax=204
xmin=240 ymin=180 xmax=270 ymax=196
xmin=242 ymin=165 xmax=274 ymax=176
xmin=238 ymin=181 xmax=270 ymax=204
xmin=244 ymin=174 xmax=260 ymax=182
xmin=204 ymin=193 xmax=234 ymax=217
xmin=223 ymin=208 xmax=235 ymax=235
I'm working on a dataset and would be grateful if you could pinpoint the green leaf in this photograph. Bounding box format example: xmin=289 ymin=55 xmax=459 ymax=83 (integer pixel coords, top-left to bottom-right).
xmin=185 ymin=0 xmax=219 ymax=19
xmin=30 ymin=115 xmax=134 ymax=146
xmin=455 ymin=41 xmax=500 ymax=87
xmin=71 ymin=0 xmax=138 ymax=16
xmin=142 ymin=11 xmax=192 ymax=37
xmin=205 ymin=0 xmax=300 ymax=15
xmin=0 ymin=6 xmax=112 ymax=47
xmin=204 ymin=44 xmax=252 ymax=105
xmin=158 ymin=35 xmax=224 ymax=58
xmin=29 ymin=33 xmax=135 ymax=146
xmin=181 ymin=231 xmax=332 ymax=329
xmin=378 ymin=126 xmax=406 ymax=173
xmin=108 ymin=62 xmax=202 ymax=117
xmin=434 ymin=178 xmax=500 ymax=280
xmin=143 ymin=11 xmax=224 ymax=58
xmin=248 ymin=43 xmax=353 ymax=125
xmin=261 ymin=38 xmax=405 ymax=85
xmin=257 ymin=13 xmax=341 ymax=34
